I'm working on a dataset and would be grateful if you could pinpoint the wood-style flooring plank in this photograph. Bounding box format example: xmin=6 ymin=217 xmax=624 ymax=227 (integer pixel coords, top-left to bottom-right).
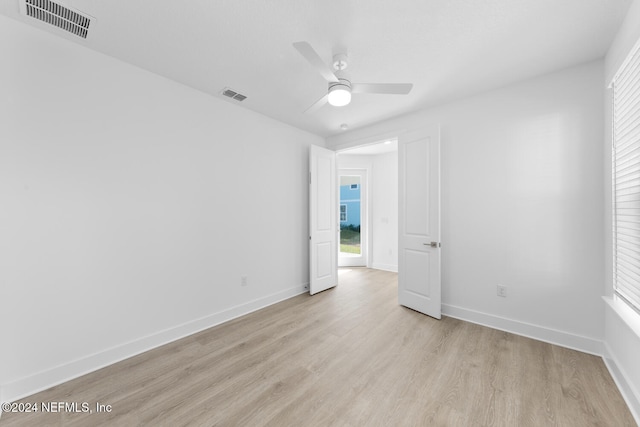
xmin=1 ymin=268 xmax=636 ymax=426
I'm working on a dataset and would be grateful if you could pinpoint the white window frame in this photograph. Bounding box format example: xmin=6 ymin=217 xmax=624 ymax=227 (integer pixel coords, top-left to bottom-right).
xmin=612 ymin=37 xmax=640 ymax=314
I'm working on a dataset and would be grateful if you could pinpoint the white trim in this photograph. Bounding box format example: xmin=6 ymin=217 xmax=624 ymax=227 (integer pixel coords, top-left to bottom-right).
xmin=602 ymin=295 xmax=640 ymax=425
xmin=441 ymin=303 xmax=603 ymax=356
xmin=602 ymin=343 xmax=640 ymax=426
xmin=0 ymin=283 xmax=308 ymax=403
xmin=441 ymin=302 xmax=639 ymax=423
xmin=371 ymin=263 xmax=398 ymax=273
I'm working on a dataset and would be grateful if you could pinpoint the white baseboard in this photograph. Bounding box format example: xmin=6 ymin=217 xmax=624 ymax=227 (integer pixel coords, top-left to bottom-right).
xmin=602 ymin=343 xmax=640 ymax=426
xmin=441 ymin=303 xmax=603 ymax=356
xmin=444 ymin=303 xmax=639 ymax=424
xmin=371 ymin=263 xmax=398 ymax=273
xmin=1 ymin=284 xmax=308 ymax=404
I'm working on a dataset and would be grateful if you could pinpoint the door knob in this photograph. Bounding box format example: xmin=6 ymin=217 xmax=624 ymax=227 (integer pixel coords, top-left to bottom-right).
xmin=423 ymin=242 xmax=440 ymax=248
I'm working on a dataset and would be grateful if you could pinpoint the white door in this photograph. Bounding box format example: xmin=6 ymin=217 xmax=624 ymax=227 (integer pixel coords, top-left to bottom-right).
xmin=309 ymin=145 xmax=337 ymax=295
xmin=398 ymin=126 xmax=441 ymax=319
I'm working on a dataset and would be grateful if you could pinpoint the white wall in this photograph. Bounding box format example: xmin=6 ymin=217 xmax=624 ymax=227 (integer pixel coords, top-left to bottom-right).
xmin=0 ymin=15 xmax=323 ymax=402
xmin=371 ymin=152 xmax=399 ymax=272
xmin=603 ymin=0 xmax=640 ymax=420
xmin=329 ymin=60 xmax=606 ymax=354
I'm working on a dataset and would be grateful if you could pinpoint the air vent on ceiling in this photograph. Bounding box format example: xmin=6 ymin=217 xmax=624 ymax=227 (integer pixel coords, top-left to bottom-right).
xmin=20 ymin=0 xmax=92 ymax=39
xmin=221 ymin=88 xmax=247 ymax=102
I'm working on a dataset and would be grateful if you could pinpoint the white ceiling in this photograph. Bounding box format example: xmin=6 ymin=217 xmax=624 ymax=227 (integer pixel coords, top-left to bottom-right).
xmin=0 ymin=0 xmax=632 ymax=137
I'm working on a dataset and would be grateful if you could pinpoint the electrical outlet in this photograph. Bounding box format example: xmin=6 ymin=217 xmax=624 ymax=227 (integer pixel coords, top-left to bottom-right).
xmin=241 ymin=276 xmax=248 ymax=287
xmin=497 ymin=285 xmax=507 ymax=298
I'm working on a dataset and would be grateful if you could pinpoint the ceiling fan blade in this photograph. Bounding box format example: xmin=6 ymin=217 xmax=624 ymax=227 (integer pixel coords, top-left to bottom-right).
xmin=293 ymin=41 xmax=339 ymax=83
xmin=304 ymin=94 xmax=329 ymax=114
xmin=351 ymin=83 xmax=413 ymax=95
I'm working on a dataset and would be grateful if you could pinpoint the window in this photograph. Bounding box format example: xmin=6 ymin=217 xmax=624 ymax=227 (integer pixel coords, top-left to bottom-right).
xmin=612 ymin=39 xmax=640 ymax=313
xmin=340 ymin=204 xmax=347 ymax=222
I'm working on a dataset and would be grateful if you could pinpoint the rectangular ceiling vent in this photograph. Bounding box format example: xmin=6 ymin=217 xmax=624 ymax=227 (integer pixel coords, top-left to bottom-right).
xmin=221 ymin=88 xmax=247 ymax=102
xmin=20 ymin=0 xmax=92 ymax=39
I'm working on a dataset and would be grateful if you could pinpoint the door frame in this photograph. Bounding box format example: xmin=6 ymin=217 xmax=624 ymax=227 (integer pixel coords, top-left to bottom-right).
xmin=336 ymin=166 xmax=370 ymax=267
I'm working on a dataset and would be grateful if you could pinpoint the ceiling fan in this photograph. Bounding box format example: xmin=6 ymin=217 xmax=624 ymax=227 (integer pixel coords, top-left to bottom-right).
xmin=293 ymin=41 xmax=413 ymax=113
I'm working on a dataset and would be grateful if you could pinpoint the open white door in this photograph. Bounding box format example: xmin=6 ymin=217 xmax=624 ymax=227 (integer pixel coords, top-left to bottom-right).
xmin=309 ymin=145 xmax=337 ymax=295
xmin=398 ymin=126 xmax=441 ymax=319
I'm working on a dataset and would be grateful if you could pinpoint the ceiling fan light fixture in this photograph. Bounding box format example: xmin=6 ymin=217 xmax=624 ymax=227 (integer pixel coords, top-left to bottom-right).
xmin=328 ymin=84 xmax=351 ymax=107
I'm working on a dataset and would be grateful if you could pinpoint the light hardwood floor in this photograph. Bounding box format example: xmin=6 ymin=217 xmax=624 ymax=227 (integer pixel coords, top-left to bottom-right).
xmin=1 ymin=268 xmax=636 ymax=426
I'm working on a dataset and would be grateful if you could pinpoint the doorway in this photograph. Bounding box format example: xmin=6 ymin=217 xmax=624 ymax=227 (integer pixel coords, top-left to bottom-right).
xmin=338 ymin=169 xmax=367 ymax=267
xmin=310 ymin=127 xmax=441 ymax=319
xmin=337 ymin=139 xmax=397 ymax=271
